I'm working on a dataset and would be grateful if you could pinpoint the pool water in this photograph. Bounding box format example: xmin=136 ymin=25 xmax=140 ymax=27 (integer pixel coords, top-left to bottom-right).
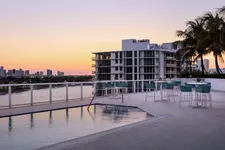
xmin=0 ymin=105 xmax=150 ymax=150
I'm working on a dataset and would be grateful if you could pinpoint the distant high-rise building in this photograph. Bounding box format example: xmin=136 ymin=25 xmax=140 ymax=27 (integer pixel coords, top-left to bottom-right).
xmin=15 ymin=69 xmax=24 ymax=77
xmin=40 ymin=71 xmax=44 ymax=76
xmin=47 ymin=69 xmax=52 ymax=77
xmin=25 ymin=70 xmax=30 ymax=76
xmin=196 ymin=59 xmax=209 ymax=72
xmin=57 ymin=71 xmax=64 ymax=76
xmin=7 ymin=69 xmax=16 ymax=77
xmin=0 ymin=66 xmax=6 ymax=77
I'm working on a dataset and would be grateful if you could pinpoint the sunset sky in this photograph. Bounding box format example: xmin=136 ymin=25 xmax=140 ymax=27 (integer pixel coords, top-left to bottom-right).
xmin=1 ymin=0 xmax=224 ymax=75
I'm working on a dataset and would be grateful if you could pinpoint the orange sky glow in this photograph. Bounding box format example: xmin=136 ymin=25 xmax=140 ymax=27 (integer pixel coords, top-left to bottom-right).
xmin=1 ymin=0 xmax=224 ymax=75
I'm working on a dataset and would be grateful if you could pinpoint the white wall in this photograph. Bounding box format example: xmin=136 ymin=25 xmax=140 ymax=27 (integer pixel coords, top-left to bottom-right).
xmin=205 ymin=78 xmax=225 ymax=91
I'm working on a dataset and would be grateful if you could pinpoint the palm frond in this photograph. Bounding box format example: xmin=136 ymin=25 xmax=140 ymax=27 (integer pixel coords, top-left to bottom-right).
xmin=218 ymin=6 xmax=225 ymax=14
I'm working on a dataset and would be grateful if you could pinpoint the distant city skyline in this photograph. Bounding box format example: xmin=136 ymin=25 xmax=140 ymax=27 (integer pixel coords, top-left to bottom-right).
xmin=0 ymin=0 xmax=224 ymax=74
xmin=0 ymin=66 xmax=66 ymax=77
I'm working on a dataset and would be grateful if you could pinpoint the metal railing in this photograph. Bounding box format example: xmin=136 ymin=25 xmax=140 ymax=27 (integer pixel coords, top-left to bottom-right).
xmin=0 ymin=79 xmax=159 ymax=109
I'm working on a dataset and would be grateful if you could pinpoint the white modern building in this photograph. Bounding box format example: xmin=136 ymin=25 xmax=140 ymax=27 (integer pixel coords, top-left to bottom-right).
xmin=196 ymin=59 xmax=209 ymax=72
xmin=92 ymin=39 xmax=181 ymax=82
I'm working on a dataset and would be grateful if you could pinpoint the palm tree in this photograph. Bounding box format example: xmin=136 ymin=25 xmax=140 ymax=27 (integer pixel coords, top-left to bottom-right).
xmin=173 ymin=34 xmax=196 ymax=72
xmin=203 ymin=12 xmax=225 ymax=74
xmin=218 ymin=6 xmax=225 ymax=14
xmin=174 ymin=18 xmax=209 ymax=76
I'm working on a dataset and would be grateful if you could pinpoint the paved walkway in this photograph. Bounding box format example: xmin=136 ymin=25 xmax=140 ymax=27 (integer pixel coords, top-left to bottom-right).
xmin=39 ymin=91 xmax=225 ymax=150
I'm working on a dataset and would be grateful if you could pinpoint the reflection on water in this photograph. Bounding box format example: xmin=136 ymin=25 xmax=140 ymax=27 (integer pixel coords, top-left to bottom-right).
xmin=0 ymin=105 xmax=150 ymax=150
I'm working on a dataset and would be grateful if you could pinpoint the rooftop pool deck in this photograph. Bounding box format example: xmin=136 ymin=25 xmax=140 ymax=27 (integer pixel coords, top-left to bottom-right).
xmin=1 ymin=90 xmax=225 ymax=150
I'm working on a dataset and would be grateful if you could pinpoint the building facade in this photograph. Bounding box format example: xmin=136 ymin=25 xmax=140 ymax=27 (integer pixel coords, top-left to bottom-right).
xmin=92 ymin=39 xmax=181 ymax=81
xmin=92 ymin=39 xmax=181 ymax=95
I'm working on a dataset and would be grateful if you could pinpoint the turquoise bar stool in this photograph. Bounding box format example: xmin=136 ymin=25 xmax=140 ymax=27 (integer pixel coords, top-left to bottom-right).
xmin=185 ymin=82 xmax=195 ymax=89
xmin=162 ymin=83 xmax=175 ymax=102
xmin=102 ymin=82 xmax=114 ymax=96
xmin=115 ymin=82 xmax=129 ymax=94
xmin=179 ymin=85 xmax=193 ymax=106
xmin=206 ymin=82 xmax=211 ymax=86
xmin=145 ymin=83 xmax=156 ymax=101
xmin=195 ymin=85 xmax=212 ymax=108
xmin=172 ymin=80 xmax=182 ymax=96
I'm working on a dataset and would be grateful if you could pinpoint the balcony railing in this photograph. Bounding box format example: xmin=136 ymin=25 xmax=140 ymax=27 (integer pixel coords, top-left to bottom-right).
xmin=166 ymin=71 xmax=177 ymax=74
xmin=155 ymin=54 xmax=160 ymax=58
xmin=0 ymin=79 xmax=171 ymax=109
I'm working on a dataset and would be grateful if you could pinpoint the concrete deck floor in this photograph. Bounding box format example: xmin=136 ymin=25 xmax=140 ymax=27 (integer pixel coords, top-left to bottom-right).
xmin=38 ymin=90 xmax=225 ymax=150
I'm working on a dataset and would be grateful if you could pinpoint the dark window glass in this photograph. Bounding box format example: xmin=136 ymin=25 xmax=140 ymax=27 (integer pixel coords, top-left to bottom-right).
xmin=115 ymin=74 xmax=118 ymax=80
xmin=134 ymin=51 xmax=137 ymax=57
xmin=116 ymin=67 xmax=118 ymax=71
xmin=135 ymin=59 xmax=137 ymax=65
xmin=120 ymin=74 xmax=122 ymax=78
xmin=120 ymin=59 xmax=122 ymax=64
xmin=120 ymin=52 xmax=122 ymax=58
xmin=115 ymin=60 xmax=118 ymax=64
xmin=120 ymin=67 xmax=122 ymax=71
xmin=115 ymin=52 xmax=118 ymax=58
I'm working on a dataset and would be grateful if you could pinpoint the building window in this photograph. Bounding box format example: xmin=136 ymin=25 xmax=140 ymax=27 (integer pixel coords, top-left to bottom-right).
xmin=115 ymin=74 xmax=118 ymax=80
xmin=120 ymin=59 xmax=122 ymax=64
xmin=135 ymin=59 xmax=137 ymax=65
xmin=115 ymin=52 xmax=118 ymax=58
xmin=120 ymin=52 xmax=122 ymax=58
xmin=115 ymin=60 xmax=118 ymax=64
xmin=134 ymin=51 xmax=137 ymax=57
xmin=120 ymin=74 xmax=122 ymax=78
xmin=116 ymin=67 xmax=118 ymax=71
xmin=127 ymin=51 xmax=132 ymax=57
xmin=120 ymin=67 xmax=122 ymax=71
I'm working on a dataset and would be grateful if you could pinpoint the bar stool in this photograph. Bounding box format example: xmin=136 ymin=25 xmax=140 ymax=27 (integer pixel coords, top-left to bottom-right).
xmin=172 ymin=80 xmax=182 ymax=96
xmin=162 ymin=83 xmax=175 ymax=102
xmin=145 ymin=82 xmax=156 ymax=101
xmin=195 ymin=85 xmax=212 ymax=108
xmin=102 ymin=82 xmax=114 ymax=96
xmin=115 ymin=82 xmax=128 ymax=95
xmin=179 ymin=85 xmax=193 ymax=106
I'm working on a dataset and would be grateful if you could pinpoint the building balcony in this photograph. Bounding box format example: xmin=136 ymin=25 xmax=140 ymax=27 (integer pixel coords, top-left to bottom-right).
xmin=166 ymin=56 xmax=176 ymax=60
xmin=166 ymin=71 xmax=177 ymax=74
xmin=166 ymin=64 xmax=177 ymax=67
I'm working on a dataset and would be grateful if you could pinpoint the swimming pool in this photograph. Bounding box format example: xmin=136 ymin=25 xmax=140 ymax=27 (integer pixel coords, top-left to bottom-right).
xmin=0 ymin=105 xmax=151 ymax=150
